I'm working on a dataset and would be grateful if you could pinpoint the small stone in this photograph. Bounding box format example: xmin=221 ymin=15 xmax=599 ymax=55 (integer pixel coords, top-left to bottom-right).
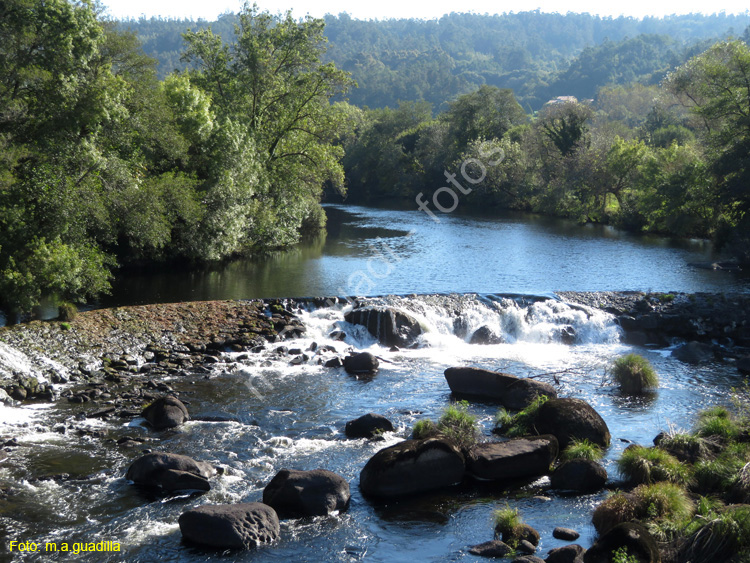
xmin=553 ymin=527 xmax=580 ymax=541
xmin=468 ymin=540 xmax=512 ymax=557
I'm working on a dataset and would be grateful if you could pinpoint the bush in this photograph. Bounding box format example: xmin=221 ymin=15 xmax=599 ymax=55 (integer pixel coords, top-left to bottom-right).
xmin=692 ymin=444 xmax=750 ymax=497
xmin=561 ymin=438 xmax=604 ymax=462
xmin=618 ymin=445 xmax=692 ymax=486
xmin=493 ymin=505 xmax=522 ymax=536
xmin=58 ymin=301 xmax=77 ymax=321
xmin=412 ymin=419 xmax=439 ymax=440
xmin=494 ymin=394 xmax=549 ymax=437
xmin=696 ymin=406 xmax=740 ymax=441
xmin=612 ymin=353 xmax=659 ymax=394
xmin=680 ymin=504 xmax=750 ymax=563
xmin=657 ymin=430 xmax=713 ymax=463
xmin=437 ymin=401 xmax=478 ymax=450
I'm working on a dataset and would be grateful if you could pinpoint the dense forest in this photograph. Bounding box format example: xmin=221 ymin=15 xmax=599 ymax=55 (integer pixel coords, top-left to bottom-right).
xmin=2 ymin=1 xmax=750 ymax=315
xmin=121 ymin=11 xmax=750 ymax=110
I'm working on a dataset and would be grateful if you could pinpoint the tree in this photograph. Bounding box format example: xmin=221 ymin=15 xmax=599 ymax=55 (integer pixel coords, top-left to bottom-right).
xmin=666 ymin=40 xmax=750 ymax=259
xmin=539 ymin=101 xmax=593 ymax=156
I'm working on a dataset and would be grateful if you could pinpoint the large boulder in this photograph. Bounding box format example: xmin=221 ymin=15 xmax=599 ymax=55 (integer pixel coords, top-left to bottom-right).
xmin=178 ymin=502 xmax=279 ymax=549
xmin=444 ymin=367 xmax=557 ymax=410
xmin=344 ymin=307 xmax=422 ymax=348
xmin=496 ymin=523 xmax=541 ymax=547
xmin=583 ymin=522 xmax=660 ymax=563
xmin=359 ymin=438 xmax=465 ymax=498
xmin=466 ymin=435 xmax=558 ymax=481
xmin=142 ymin=396 xmax=189 ymax=430
xmin=546 ymin=544 xmax=586 ymax=563
xmin=345 ymin=413 xmax=394 ymax=438
xmin=550 ymin=459 xmax=607 ymax=493
xmin=343 ymin=352 xmax=379 ymax=375
xmin=126 ymin=452 xmax=215 ymax=492
xmin=262 ymin=469 xmax=350 ymax=518
xmin=533 ymin=398 xmax=611 ymax=450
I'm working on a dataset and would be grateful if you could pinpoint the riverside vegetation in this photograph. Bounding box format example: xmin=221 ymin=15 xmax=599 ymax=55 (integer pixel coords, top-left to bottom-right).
xmin=2 ymin=3 xmax=750 ymax=315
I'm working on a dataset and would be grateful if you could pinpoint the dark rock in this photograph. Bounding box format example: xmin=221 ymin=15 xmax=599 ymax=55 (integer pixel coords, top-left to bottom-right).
xmin=584 ymin=522 xmax=660 ymax=563
xmin=262 ymin=468 xmax=350 ymax=518
xmin=178 ymin=502 xmax=279 ymax=549
xmin=343 ymin=352 xmax=379 ymax=375
xmin=672 ymin=341 xmax=714 ymax=364
xmin=512 ymin=557 xmax=545 ymax=563
xmin=329 ymin=330 xmax=347 ymax=341
xmin=466 ymin=436 xmax=558 ymax=481
xmin=550 ymin=459 xmax=607 ymax=493
xmin=518 ymin=539 xmax=537 ymax=554
xmin=141 ymin=396 xmax=189 ymax=430
xmin=360 ymin=438 xmax=465 ymax=498
xmin=344 ymin=307 xmax=422 ymax=348
xmin=553 ymin=527 xmax=581 ymax=541
xmin=444 ymin=367 xmax=557 ymax=410
xmin=470 ymin=326 xmax=504 ymax=345
xmin=546 ymin=544 xmax=586 ymax=563
xmin=125 ymin=452 xmax=215 ymax=492
xmin=560 ymin=326 xmax=577 ymax=345
xmin=324 ymin=357 xmax=344 ymax=368
xmin=533 ymin=398 xmax=611 ymax=450
xmin=737 ymin=355 xmax=750 ymax=375
xmin=497 ymin=523 xmax=540 ymax=547
xmin=345 ymin=413 xmax=394 ymax=438
xmin=9 ymin=387 xmax=26 ymax=401
xmin=469 ymin=540 xmax=512 ymax=557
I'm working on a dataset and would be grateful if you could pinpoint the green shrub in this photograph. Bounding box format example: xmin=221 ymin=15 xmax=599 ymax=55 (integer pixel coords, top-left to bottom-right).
xmin=493 ymin=505 xmax=522 ymax=536
xmin=494 ymin=394 xmax=549 ymax=437
xmin=680 ymin=504 xmax=750 ymax=563
xmin=437 ymin=401 xmax=478 ymax=450
xmin=696 ymin=406 xmax=740 ymax=441
xmin=618 ymin=445 xmax=692 ymax=486
xmin=58 ymin=301 xmax=78 ymax=321
xmin=692 ymin=446 xmax=749 ymax=497
xmin=612 ymin=353 xmax=659 ymax=394
xmin=612 ymin=546 xmax=639 ymax=563
xmin=60 ymin=322 xmax=71 ymax=331
xmin=633 ymin=482 xmax=694 ymax=524
xmin=561 ymin=438 xmax=604 ymax=462
xmin=412 ymin=419 xmax=439 ymax=440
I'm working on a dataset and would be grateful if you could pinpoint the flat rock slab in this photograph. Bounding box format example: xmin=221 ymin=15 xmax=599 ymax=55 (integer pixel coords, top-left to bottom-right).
xmin=179 ymin=502 xmax=279 ymax=549
xmin=444 ymin=367 xmax=557 ymax=410
xmin=467 ymin=436 xmax=558 ymax=481
xmin=469 ymin=540 xmax=512 ymax=557
xmin=360 ymin=438 xmax=465 ymax=498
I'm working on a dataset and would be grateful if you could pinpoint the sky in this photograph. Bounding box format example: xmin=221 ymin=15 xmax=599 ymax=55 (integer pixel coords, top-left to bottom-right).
xmin=101 ymin=0 xmax=750 ymax=22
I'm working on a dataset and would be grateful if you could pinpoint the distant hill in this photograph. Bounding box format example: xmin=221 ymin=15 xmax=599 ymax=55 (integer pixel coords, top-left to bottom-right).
xmin=117 ymin=11 xmax=750 ymax=110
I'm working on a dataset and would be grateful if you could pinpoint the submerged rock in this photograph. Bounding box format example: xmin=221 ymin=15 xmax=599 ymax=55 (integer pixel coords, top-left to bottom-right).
xmin=359 ymin=438 xmax=465 ymax=498
xmin=126 ymin=452 xmax=215 ymax=492
xmin=345 ymin=413 xmax=394 ymax=438
xmin=141 ymin=396 xmax=189 ymax=430
xmin=178 ymin=502 xmax=279 ymax=549
xmin=533 ymin=398 xmax=610 ymax=450
xmin=466 ymin=435 xmax=558 ymax=481
xmin=469 ymin=540 xmax=513 ymax=557
xmin=444 ymin=367 xmax=557 ymax=410
xmin=671 ymin=341 xmax=714 ymax=364
xmin=262 ymin=468 xmax=350 ymax=518
xmin=344 ymin=307 xmax=422 ymax=348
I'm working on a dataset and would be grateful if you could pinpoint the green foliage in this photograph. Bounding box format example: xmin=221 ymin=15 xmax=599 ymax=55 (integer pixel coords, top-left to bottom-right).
xmin=495 ymin=394 xmax=549 ymax=438
xmin=657 ymin=431 xmax=712 ymax=463
xmin=680 ymin=505 xmax=750 ymax=563
xmin=437 ymin=401 xmax=478 ymax=450
xmin=618 ymin=445 xmax=692 ymax=486
xmin=612 ymin=353 xmax=659 ymax=394
xmin=60 ymin=322 xmax=71 ymax=331
xmin=412 ymin=419 xmax=439 ymax=440
xmin=612 ymin=546 xmax=639 ymax=563
xmin=696 ymin=406 xmax=741 ymax=441
xmin=561 ymin=438 xmax=604 ymax=462
xmin=493 ymin=505 xmax=522 ymax=544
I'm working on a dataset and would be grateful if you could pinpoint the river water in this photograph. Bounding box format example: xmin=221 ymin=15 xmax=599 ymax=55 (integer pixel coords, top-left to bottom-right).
xmin=0 ymin=205 xmax=748 ymax=562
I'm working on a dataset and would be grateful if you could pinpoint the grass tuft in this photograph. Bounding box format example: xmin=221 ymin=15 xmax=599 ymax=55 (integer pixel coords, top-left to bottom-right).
xmin=618 ymin=445 xmax=692 ymax=486
xmin=412 ymin=419 xmax=439 ymax=440
xmin=494 ymin=394 xmax=549 ymax=437
xmin=612 ymin=353 xmax=659 ymax=394
xmin=561 ymin=438 xmax=604 ymax=462
xmin=437 ymin=401 xmax=478 ymax=450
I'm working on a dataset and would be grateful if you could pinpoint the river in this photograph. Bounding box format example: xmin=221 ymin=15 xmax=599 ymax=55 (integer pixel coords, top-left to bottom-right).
xmin=0 ymin=204 xmax=748 ymax=562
